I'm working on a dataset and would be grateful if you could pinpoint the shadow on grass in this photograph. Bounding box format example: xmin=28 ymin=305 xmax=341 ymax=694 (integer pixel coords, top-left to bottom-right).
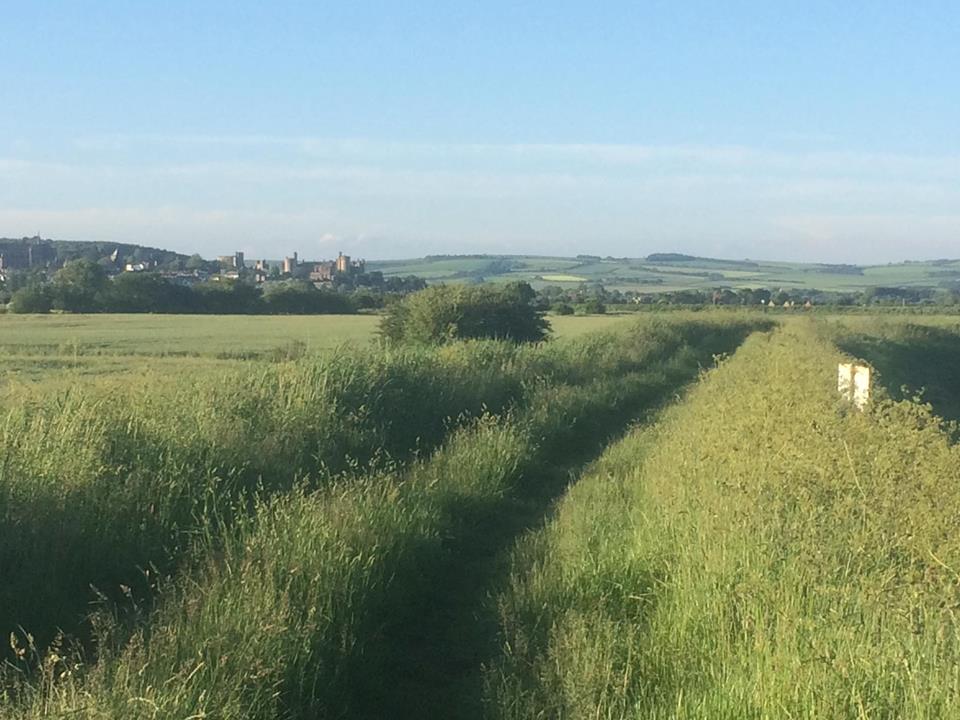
xmin=837 ymin=323 xmax=960 ymax=425
xmin=337 ymin=324 xmax=765 ymax=720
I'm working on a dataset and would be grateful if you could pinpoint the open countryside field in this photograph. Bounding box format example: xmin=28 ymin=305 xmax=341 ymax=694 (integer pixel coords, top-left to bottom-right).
xmin=3 ymin=312 xmax=960 ymax=718
xmin=0 ymin=313 xmax=635 ymax=390
xmin=370 ymin=254 xmax=960 ymax=294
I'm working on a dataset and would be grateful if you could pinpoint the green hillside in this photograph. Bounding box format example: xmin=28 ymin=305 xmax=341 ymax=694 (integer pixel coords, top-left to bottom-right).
xmin=369 ymin=254 xmax=960 ymax=294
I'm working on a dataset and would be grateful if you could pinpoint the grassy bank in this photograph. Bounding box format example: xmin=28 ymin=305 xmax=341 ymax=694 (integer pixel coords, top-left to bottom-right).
xmin=487 ymin=320 xmax=960 ymax=718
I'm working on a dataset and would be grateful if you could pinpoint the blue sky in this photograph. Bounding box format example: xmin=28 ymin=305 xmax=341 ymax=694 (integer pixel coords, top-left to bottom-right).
xmin=2 ymin=1 xmax=958 ymax=262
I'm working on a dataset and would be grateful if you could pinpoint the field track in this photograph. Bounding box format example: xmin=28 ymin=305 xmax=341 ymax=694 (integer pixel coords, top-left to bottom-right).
xmin=3 ymin=313 xmax=960 ymax=718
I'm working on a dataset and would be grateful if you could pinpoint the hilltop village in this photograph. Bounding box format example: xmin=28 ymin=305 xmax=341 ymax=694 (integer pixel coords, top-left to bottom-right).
xmin=4 ymin=237 xmax=960 ymax=314
xmin=0 ymin=237 xmax=368 ymax=289
xmin=0 ymin=237 xmax=426 ymax=314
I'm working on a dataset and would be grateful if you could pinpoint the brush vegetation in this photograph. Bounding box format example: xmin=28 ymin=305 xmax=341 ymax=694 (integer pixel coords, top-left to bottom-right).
xmin=1 ymin=313 xmax=766 ymax=718
xmin=487 ymin=320 xmax=960 ymax=718
xmin=4 ymin=311 xmax=960 ymax=718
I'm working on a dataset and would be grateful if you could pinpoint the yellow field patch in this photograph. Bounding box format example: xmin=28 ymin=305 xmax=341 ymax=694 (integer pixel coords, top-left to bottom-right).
xmin=540 ymin=274 xmax=588 ymax=282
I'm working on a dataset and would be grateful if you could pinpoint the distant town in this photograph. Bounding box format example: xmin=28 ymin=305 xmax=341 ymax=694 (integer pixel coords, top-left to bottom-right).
xmin=0 ymin=236 xmax=430 ymax=315
xmin=3 ymin=235 xmax=960 ymax=314
xmin=0 ymin=236 xmax=368 ymax=290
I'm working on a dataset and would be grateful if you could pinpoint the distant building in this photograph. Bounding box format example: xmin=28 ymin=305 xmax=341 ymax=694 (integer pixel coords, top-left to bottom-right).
xmin=339 ymin=251 xmax=365 ymax=274
xmin=217 ymin=252 xmax=245 ymax=269
xmin=282 ymin=252 xmax=299 ymax=274
xmin=309 ymin=261 xmax=336 ymax=282
xmin=309 ymin=252 xmax=366 ymax=283
xmin=253 ymin=259 xmax=270 ymax=284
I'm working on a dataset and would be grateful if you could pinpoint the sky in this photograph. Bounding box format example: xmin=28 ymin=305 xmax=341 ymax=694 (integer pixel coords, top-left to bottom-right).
xmin=2 ymin=1 xmax=959 ymax=263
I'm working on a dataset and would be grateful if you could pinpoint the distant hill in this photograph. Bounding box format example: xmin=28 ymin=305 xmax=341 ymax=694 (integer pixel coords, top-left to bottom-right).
xmin=367 ymin=253 xmax=960 ymax=294
xmin=645 ymin=253 xmax=699 ymax=262
xmin=0 ymin=237 xmax=188 ymax=271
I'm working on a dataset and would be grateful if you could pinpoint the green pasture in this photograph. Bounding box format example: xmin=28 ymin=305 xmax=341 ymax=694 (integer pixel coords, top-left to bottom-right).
xmin=0 ymin=313 xmax=628 ymax=390
xmin=0 ymin=313 xmax=380 ymax=357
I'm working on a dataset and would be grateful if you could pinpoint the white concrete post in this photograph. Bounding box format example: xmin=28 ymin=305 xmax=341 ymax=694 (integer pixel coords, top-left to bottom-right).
xmin=838 ymin=362 xmax=871 ymax=411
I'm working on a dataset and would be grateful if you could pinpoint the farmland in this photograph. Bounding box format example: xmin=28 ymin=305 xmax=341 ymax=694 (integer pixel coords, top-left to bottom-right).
xmin=370 ymin=253 xmax=960 ymax=294
xmin=2 ymin=311 xmax=960 ymax=718
xmin=0 ymin=313 xmax=636 ymax=391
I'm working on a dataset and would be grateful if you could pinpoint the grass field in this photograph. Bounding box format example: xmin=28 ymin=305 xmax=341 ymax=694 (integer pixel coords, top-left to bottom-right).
xmin=0 ymin=313 xmax=634 ymax=391
xmin=2 ymin=311 xmax=960 ymax=718
xmin=0 ymin=313 xmax=382 ymax=357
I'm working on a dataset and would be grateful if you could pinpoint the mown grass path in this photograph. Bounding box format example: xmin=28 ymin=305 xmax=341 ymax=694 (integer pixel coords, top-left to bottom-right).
xmin=342 ymin=328 xmax=761 ymax=719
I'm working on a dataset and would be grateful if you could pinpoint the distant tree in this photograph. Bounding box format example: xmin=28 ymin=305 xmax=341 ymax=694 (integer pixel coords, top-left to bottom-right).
xmin=739 ymin=288 xmax=771 ymax=305
xmin=578 ymin=298 xmax=606 ymax=314
xmin=553 ymin=302 xmax=575 ymax=315
xmin=193 ymin=280 xmax=263 ymax=314
xmin=383 ymin=275 xmax=427 ymax=294
xmin=51 ymin=259 xmax=108 ymax=312
xmin=381 ymin=282 xmax=550 ymax=345
xmin=160 ymin=256 xmax=186 ymax=272
xmin=105 ymin=272 xmax=192 ymax=313
xmin=262 ymin=280 xmax=354 ymax=314
xmin=772 ymin=290 xmax=792 ymax=306
xmin=9 ymin=284 xmax=53 ymax=313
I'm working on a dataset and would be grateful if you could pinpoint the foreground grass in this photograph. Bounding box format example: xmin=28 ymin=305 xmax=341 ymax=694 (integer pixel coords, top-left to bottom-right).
xmin=827 ymin=317 xmax=960 ymax=424
xmin=1 ymin=314 xmax=768 ymax=717
xmin=0 ymin=340 xmax=539 ymax=656
xmin=487 ymin=319 xmax=960 ymax=718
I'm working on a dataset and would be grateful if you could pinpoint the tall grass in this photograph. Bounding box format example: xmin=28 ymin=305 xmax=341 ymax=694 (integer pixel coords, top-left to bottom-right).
xmin=826 ymin=317 xmax=960 ymax=425
xmin=0 ymin=340 xmax=544 ymax=654
xmin=2 ymin=313 xmax=767 ymax=718
xmin=487 ymin=319 xmax=960 ymax=718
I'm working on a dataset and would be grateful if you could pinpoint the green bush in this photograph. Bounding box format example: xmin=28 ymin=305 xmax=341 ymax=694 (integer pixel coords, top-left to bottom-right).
xmin=380 ymin=282 xmax=550 ymax=344
xmin=9 ymin=285 xmax=53 ymax=313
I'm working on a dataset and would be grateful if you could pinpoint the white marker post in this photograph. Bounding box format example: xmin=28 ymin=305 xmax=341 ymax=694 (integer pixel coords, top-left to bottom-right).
xmin=838 ymin=362 xmax=871 ymax=411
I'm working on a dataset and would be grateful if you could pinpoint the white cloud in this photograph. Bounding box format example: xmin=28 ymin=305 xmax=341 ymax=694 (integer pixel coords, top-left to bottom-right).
xmin=3 ymin=136 xmax=959 ymax=262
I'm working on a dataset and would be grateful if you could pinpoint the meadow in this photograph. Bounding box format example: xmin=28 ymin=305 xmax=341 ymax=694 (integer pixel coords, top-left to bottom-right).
xmin=2 ymin=311 xmax=959 ymax=718
xmin=0 ymin=312 xmax=634 ymax=391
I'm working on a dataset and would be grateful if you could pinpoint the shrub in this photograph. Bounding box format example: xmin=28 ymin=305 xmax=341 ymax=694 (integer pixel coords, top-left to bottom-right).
xmin=577 ymin=298 xmax=606 ymax=314
xmin=380 ymin=282 xmax=550 ymax=344
xmin=9 ymin=285 xmax=53 ymax=313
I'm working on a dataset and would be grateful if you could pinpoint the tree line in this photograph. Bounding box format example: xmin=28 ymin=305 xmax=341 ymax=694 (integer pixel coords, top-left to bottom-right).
xmin=537 ymin=283 xmax=960 ymax=310
xmin=2 ymin=259 xmax=425 ymax=315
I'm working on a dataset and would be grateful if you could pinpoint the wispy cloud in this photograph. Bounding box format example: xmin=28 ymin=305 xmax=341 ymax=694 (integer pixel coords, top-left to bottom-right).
xmin=3 ymin=135 xmax=959 ymax=262
xmin=69 ymin=133 xmax=960 ymax=176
